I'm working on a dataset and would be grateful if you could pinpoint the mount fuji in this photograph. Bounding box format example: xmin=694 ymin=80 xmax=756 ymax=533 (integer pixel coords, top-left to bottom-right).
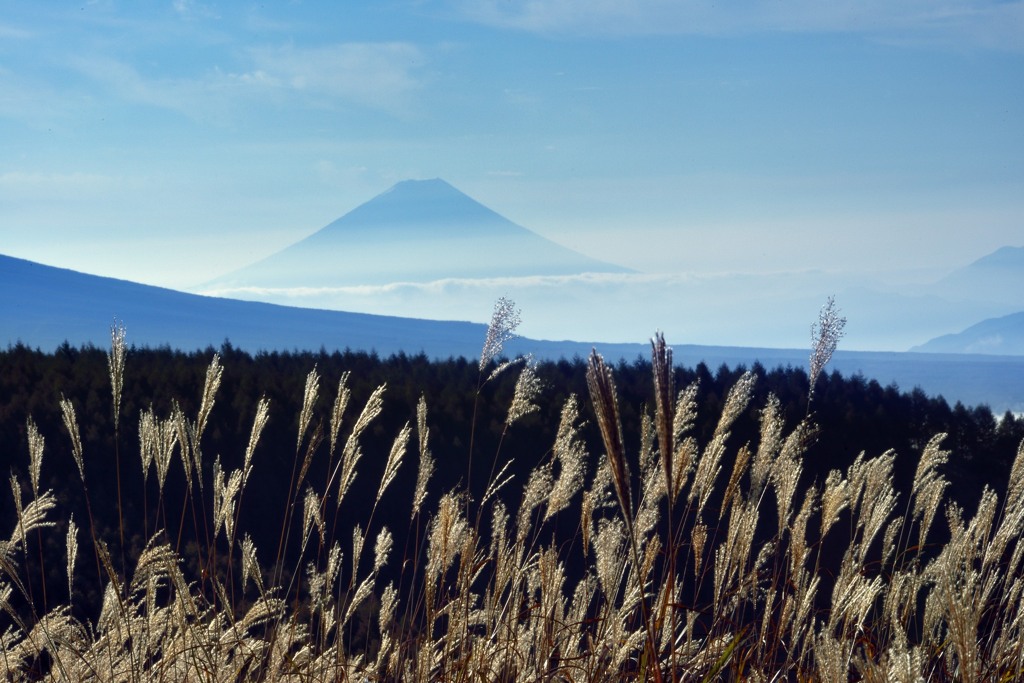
xmin=206 ymin=178 xmax=629 ymax=290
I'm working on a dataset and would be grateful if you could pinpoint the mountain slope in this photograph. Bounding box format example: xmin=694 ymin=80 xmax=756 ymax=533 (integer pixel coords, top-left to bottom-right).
xmin=207 ymin=178 xmax=629 ymax=289
xmin=931 ymin=245 xmax=1024 ymax=307
xmin=1 ymin=253 xmax=490 ymax=357
xmin=911 ymin=311 xmax=1024 ymax=355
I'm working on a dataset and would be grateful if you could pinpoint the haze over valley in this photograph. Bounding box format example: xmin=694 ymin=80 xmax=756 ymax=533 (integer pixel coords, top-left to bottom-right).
xmin=197 ymin=178 xmax=1024 ymax=354
xmin=3 ymin=176 xmax=1022 ymax=415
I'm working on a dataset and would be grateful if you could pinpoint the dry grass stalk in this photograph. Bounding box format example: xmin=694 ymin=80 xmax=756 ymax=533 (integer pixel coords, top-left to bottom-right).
xmin=586 ymin=349 xmax=631 ymax=521
xmin=651 ymin=332 xmax=675 ymax=497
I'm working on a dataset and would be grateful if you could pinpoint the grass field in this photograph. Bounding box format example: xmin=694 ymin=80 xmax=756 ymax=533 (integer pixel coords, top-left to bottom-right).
xmin=2 ymin=302 xmax=1022 ymax=681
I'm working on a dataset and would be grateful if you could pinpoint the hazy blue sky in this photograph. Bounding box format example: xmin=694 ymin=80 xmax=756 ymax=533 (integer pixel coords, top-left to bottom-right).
xmin=2 ymin=1 xmax=1022 ymax=293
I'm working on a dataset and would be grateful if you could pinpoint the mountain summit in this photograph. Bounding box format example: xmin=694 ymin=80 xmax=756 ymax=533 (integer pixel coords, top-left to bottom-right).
xmin=208 ymin=178 xmax=629 ymax=289
xmin=932 ymin=245 xmax=1024 ymax=307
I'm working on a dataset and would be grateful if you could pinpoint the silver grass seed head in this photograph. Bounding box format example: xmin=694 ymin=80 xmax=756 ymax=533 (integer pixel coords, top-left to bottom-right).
xmin=325 ymin=540 xmax=343 ymax=587
xmin=240 ymin=534 xmax=264 ymax=593
xmin=9 ymin=487 xmax=57 ymax=548
xmin=857 ymin=482 xmax=899 ymax=565
xmin=506 ymin=360 xmax=542 ymax=427
xmin=651 ymin=332 xmax=675 ymax=493
xmin=586 ymin=349 xmax=632 ymax=521
xmin=66 ymin=514 xmax=78 ymax=600
xmin=344 ymin=575 xmax=377 ymax=632
xmin=581 ymin=490 xmax=595 ymax=556
xmin=8 ymin=474 xmax=23 ymax=546
xmin=138 ymin=407 xmax=156 ymax=481
xmin=411 ymin=396 xmax=434 ymax=520
xmin=350 ymin=384 xmax=387 ymax=440
xmin=518 ymin=463 xmax=553 ymax=542
xmin=821 ymin=469 xmax=850 ymax=537
xmin=1007 ymin=437 xmax=1024 ymax=509
xmin=334 ymin=383 xmax=387 ymax=507
xmin=491 ymin=501 xmax=509 ymax=558
xmin=808 ymin=296 xmax=847 ymax=400
xmin=302 ymin=486 xmax=324 ymax=546
xmin=748 ymin=396 xmax=782 ymax=511
xmin=545 ymin=395 xmax=587 ymax=521
xmin=416 ymin=394 xmax=429 ymax=456
xmin=913 ymin=433 xmax=950 ymax=492
xmin=196 ymin=353 xmax=223 ymax=440
xmin=412 ymin=453 xmax=434 ymax=522
xmin=378 ymin=582 xmax=398 ymax=637
xmin=373 ymin=527 xmax=393 ymax=573
xmin=639 ymin=409 xmax=656 ymax=475
xmin=59 ymin=395 xmax=85 ymax=482
xmin=212 ymin=458 xmax=243 ymax=543
xmin=673 ymin=380 xmax=701 ymax=442
xmin=25 ymin=418 xmax=44 ymax=498
xmin=170 ymin=400 xmax=197 ymax=492
xmin=692 ymin=374 xmax=757 ymax=514
xmin=352 ymin=526 xmax=365 ymax=578
xmin=426 ymin=492 xmax=468 ymax=582
xmin=479 ymin=296 xmax=521 ymax=372
xmin=297 ymin=365 xmax=320 ymax=453
xmin=640 ymin=534 xmax=662 ymax=583
xmin=108 ymin=321 xmax=127 ymax=431
xmin=140 ymin=409 xmax=179 ymax=496
xmin=377 ymin=422 xmax=411 ymax=504
xmin=593 ymin=518 xmax=625 ymax=597
xmin=672 ymin=435 xmax=698 ymax=502
xmin=243 ymin=396 xmax=270 ymax=486
xmin=791 ymin=484 xmax=818 ymax=576
xmin=306 ymin=560 xmax=328 ymax=613
xmin=720 ymin=443 xmax=752 ymax=521
xmin=130 ymin=539 xmax=180 ymax=596
xmin=329 ymin=372 xmax=352 ymax=456
xmin=915 ymin=476 xmax=948 ymax=548
xmin=692 ymin=522 xmax=708 ymax=576
xmin=882 ymin=516 xmax=903 ymax=568
xmin=240 ymin=596 xmax=284 ymax=633
xmin=772 ymin=453 xmax=803 ymax=529
xmin=718 ymin=371 xmax=757 ymax=439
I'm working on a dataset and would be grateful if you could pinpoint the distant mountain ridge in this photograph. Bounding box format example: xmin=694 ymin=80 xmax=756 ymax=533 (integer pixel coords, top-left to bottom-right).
xmin=4 ymin=252 xmax=1024 ymax=413
xmin=901 ymin=244 xmax=1024 ymax=353
xmin=932 ymin=245 xmax=1024 ymax=307
xmin=912 ymin=310 xmax=1024 ymax=355
xmin=206 ymin=178 xmax=630 ymax=290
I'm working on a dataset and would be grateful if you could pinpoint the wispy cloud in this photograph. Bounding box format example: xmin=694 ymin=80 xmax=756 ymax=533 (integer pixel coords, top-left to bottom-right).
xmin=196 ymin=269 xmax=835 ymax=299
xmin=244 ymin=43 xmax=426 ymax=111
xmin=194 ymin=269 xmax=858 ymax=348
xmin=172 ymin=0 xmax=220 ymax=21
xmin=0 ymin=171 xmax=137 ymax=199
xmin=450 ymin=0 xmax=1024 ymax=50
xmin=66 ymin=42 xmax=427 ymax=121
xmin=68 ymin=56 xmax=210 ymax=118
xmin=0 ymin=22 xmax=33 ymax=39
xmin=314 ymin=161 xmax=370 ymax=187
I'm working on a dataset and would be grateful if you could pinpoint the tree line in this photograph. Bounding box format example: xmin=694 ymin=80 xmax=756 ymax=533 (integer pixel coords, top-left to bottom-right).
xmin=1 ymin=340 xmax=1021 ymax=620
